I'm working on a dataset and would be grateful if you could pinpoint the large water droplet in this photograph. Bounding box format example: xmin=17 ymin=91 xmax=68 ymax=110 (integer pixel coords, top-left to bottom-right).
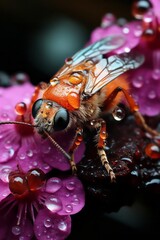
xmin=45 ymin=196 xmax=62 ymax=213
xmin=112 ymin=106 xmax=126 ymax=121
xmin=65 ymin=181 xmax=75 ymax=191
xmin=46 ymin=177 xmax=62 ymax=193
xmin=12 ymin=225 xmax=21 ymax=236
xmin=58 ymin=221 xmax=68 ymax=231
xmin=44 ymin=218 xmax=52 ymax=228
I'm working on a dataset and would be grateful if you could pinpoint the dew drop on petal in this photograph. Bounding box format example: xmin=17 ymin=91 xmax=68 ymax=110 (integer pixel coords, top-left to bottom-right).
xmin=152 ymin=69 xmax=160 ymax=80
xmin=134 ymin=25 xmax=143 ymax=37
xmin=19 ymin=153 xmax=26 ymax=160
xmin=45 ymin=196 xmax=62 ymax=213
xmin=12 ymin=225 xmax=21 ymax=236
xmin=0 ymin=166 xmax=12 ymax=182
xmin=44 ymin=218 xmax=52 ymax=228
xmin=65 ymin=204 xmax=73 ymax=213
xmin=132 ymin=76 xmax=143 ymax=88
xmin=71 ymin=197 xmax=80 ymax=205
xmin=124 ymin=47 xmax=131 ymax=53
xmin=46 ymin=178 xmax=62 ymax=193
xmin=4 ymin=140 xmax=12 ymax=149
xmin=65 ymin=181 xmax=75 ymax=191
xmin=147 ymin=90 xmax=157 ymax=99
xmin=26 ymin=149 xmax=33 ymax=157
xmin=122 ymin=27 xmax=130 ymax=34
xmin=58 ymin=221 xmax=68 ymax=232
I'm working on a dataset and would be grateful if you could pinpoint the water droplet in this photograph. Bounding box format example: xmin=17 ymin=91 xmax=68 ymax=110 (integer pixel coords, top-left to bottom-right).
xmin=42 ymin=146 xmax=51 ymax=154
xmin=71 ymin=197 xmax=80 ymax=205
xmin=132 ymin=0 xmax=153 ymax=20
xmin=12 ymin=225 xmax=21 ymax=236
xmin=11 ymin=72 xmax=30 ymax=85
xmin=132 ymin=76 xmax=144 ymax=88
xmin=19 ymin=153 xmax=25 ymax=160
xmin=65 ymin=57 xmax=73 ymax=65
xmin=152 ymin=69 xmax=160 ymax=80
xmin=4 ymin=140 xmax=12 ymax=149
xmin=65 ymin=204 xmax=73 ymax=213
xmin=66 ymin=181 xmax=75 ymax=191
xmin=145 ymin=143 xmax=160 ymax=159
xmin=124 ymin=47 xmax=131 ymax=53
xmin=0 ymin=166 xmax=12 ymax=182
xmin=58 ymin=221 xmax=68 ymax=231
xmin=134 ymin=25 xmax=143 ymax=37
xmin=26 ymin=149 xmax=33 ymax=157
xmin=46 ymin=177 xmax=62 ymax=193
xmin=32 ymin=161 xmax=38 ymax=167
xmin=44 ymin=218 xmax=52 ymax=228
xmin=122 ymin=27 xmax=130 ymax=34
xmin=148 ymin=90 xmax=157 ymax=99
xmin=112 ymin=106 xmax=126 ymax=121
xmin=45 ymin=196 xmax=62 ymax=213
xmin=101 ymin=13 xmax=115 ymax=28
xmin=1 ymin=113 xmax=9 ymax=119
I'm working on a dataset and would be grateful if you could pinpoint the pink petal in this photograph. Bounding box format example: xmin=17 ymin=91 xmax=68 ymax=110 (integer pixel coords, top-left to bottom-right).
xmin=34 ymin=209 xmax=71 ymax=240
xmin=90 ymin=21 xmax=142 ymax=54
xmin=54 ymin=176 xmax=85 ymax=215
xmin=0 ymin=180 xmax=10 ymax=201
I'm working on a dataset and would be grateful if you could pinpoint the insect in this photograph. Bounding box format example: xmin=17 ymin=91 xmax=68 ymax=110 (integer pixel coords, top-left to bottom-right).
xmin=0 ymin=35 xmax=159 ymax=181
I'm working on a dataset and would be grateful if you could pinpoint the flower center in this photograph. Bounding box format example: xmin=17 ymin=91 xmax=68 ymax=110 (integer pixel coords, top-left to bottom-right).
xmin=8 ymin=168 xmax=46 ymax=200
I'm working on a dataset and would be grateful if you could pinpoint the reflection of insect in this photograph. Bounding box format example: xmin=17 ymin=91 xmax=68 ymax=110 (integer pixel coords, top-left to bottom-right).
xmin=0 ymin=35 xmax=158 ymax=181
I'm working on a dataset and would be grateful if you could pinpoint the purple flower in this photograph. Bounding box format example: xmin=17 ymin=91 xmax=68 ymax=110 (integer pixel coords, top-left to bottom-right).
xmin=0 ymin=167 xmax=85 ymax=240
xmin=89 ymin=0 xmax=160 ymax=116
xmin=0 ymin=82 xmax=85 ymax=174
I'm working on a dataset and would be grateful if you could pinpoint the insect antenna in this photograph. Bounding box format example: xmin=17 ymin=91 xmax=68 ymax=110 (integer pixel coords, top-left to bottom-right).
xmin=43 ymin=130 xmax=71 ymax=161
xmin=0 ymin=120 xmax=37 ymax=128
xmin=0 ymin=121 xmax=71 ymax=161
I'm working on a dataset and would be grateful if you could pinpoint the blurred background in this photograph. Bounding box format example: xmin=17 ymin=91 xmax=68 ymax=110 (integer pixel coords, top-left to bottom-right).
xmin=0 ymin=0 xmax=132 ymax=85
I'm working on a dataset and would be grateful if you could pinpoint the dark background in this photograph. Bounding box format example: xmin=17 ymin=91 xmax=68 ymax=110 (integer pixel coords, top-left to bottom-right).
xmin=0 ymin=0 xmax=133 ymax=85
xmin=1 ymin=0 xmax=159 ymax=239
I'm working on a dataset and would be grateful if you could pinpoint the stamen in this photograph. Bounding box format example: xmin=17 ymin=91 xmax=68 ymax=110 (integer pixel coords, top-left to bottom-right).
xmin=43 ymin=130 xmax=71 ymax=160
xmin=17 ymin=203 xmax=24 ymax=225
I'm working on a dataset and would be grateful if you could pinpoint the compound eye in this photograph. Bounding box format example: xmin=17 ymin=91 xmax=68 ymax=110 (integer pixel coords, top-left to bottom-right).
xmin=32 ymin=99 xmax=43 ymax=118
xmin=54 ymin=108 xmax=69 ymax=131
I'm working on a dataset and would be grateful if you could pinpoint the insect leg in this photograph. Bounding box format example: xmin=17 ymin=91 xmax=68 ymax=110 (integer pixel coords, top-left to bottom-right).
xmin=90 ymin=119 xmax=116 ymax=182
xmin=105 ymin=87 xmax=159 ymax=136
xmin=68 ymin=127 xmax=83 ymax=174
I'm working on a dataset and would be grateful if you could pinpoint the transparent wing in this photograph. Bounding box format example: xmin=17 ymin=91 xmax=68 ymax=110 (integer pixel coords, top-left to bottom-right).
xmin=55 ymin=35 xmax=125 ymax=78
xmin=84 ymin=52 xmax=145 ymax=96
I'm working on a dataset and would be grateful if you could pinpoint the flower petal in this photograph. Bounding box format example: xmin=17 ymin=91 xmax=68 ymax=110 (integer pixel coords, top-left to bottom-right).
xmin=0 ymin=180 xmax=10 ymax=201
xmin=34 ymin=209 xmax=71 ymax=240
xmin=54 ymin=176 xmax=85 ymax=215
